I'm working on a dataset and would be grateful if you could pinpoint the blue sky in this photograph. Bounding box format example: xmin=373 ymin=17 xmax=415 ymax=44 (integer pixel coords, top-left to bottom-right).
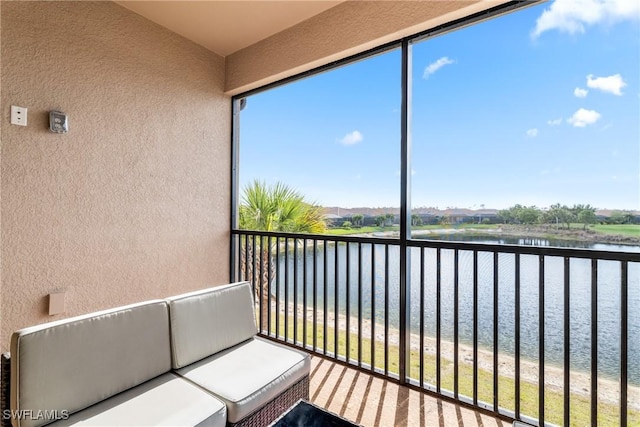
xmin=239 ymin=0 xmax=639 ymax=210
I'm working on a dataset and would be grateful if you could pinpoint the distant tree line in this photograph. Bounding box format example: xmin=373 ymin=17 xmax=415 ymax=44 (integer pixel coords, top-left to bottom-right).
xmin=336 ymin=205 xmax=638 ymax=229
xmin=374 ymin=213 xmax=395 ymax=227
xmin=497 ymin=204 xmax=638 ymax=229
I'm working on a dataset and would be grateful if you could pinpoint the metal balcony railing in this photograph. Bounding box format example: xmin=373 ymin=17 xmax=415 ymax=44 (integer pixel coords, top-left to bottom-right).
xmin=231 ymin=229 xmax=639 ymax=426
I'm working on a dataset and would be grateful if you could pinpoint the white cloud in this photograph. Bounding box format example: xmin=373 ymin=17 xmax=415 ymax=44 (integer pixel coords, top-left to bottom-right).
xmin=531 ymin=0 xmax=640 ymax=39
xmin=567 ymin=108 xmax=602 ymax=127
xmin=574 ymin=87 xmax=588 ymax=98
xmin=339 ymin=130 xmax=363 ymax=145
xmin=586 ymin=73 xmax=627 ymax=95
xmin=547 ymin=117 xmax=563 ymax=126
xmin=540 ymin=167 xmax=562 ymax=176
xmin=526 ymin=128 xmax=539 ymax=137
xmin=423 ymin=57 xmax=455 ymax=79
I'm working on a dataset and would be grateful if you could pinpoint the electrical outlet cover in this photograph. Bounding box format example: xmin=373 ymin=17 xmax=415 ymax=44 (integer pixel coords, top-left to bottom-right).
xmin=11 ymin=105 xmax=27 ymax=126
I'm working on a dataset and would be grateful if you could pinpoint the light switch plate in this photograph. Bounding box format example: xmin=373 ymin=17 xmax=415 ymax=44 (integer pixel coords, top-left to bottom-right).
xmin=11 ymin=105 xmax=27 ymax=126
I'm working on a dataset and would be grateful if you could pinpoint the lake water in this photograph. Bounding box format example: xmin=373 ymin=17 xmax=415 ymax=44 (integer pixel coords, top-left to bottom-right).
xmin=274 ymin=236 xmax=640 ymax=385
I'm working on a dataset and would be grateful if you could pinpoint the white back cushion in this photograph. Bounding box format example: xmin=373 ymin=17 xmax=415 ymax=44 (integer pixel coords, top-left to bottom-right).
xmin=167 ymin=282 xmax=257 ymax=369
xmin=10 ymin=300 xmax=171 ymax=427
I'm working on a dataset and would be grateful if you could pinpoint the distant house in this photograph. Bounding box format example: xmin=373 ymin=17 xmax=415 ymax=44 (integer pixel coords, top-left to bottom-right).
xmin=435 ymin=209 xmax=499 ymax=225
xmin=322 ymin=213 xmax=342 ymax=226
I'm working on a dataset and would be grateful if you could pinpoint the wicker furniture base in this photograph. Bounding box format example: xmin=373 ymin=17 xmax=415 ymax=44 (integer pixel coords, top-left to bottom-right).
xmin=1 ymin=353 xmax=11 ymax=427
xmin=228 ymin=375 xmax=309 ymax=427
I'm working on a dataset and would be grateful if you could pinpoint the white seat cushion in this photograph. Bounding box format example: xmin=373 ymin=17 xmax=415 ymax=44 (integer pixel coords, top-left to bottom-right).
xmin=176 ymin=337 xmax=310 ymax=423
xmin=47 ymin=373 xmax=226 ymax=427
xmin=167 ymin=282 xmax=257 ymax=369
xmin=11 ymin=300 xmax=172 ymax=427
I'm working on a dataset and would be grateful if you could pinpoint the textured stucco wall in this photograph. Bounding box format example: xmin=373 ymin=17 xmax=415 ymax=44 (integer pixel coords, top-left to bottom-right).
xmin=226 ymin=0 xmax=506 ymax=94
xmin=0 ymin=2 xmax=230 ymax=351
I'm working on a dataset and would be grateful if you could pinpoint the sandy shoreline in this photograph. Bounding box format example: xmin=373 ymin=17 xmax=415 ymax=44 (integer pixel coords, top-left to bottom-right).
xmin=270 ymin=302 xmax=639 ymax=410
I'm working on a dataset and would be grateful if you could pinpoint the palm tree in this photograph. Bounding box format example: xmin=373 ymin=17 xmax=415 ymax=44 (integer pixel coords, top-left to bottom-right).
xmin=238 ymin=180 xmax=326 ymax=329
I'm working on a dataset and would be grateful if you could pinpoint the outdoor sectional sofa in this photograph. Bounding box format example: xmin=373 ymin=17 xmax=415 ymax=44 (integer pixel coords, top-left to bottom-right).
xmin=0 ymin=281 xmax=310 ymax=427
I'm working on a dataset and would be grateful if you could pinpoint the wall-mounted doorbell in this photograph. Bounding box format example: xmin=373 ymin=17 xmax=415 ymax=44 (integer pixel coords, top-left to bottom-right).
xmin=49 ymin=110 xmax=69 ymax=134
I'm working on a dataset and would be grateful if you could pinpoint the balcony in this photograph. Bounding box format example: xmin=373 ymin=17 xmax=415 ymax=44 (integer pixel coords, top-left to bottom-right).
xmin=2 ymin=1 xmax=638 ymax=426
xmin=233 ymin=229 xmax=639 ymax=426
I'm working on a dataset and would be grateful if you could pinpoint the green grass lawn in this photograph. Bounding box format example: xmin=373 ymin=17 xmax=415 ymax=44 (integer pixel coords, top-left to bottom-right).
xmin=325 ymin=226 xmax=396 ymax=236
xmin=326 ymin=223 xmax=498 ymax=236
xmin=591 ymin=224 xmax=640 ymax=238
xmin=265 ymin=313 xmax=638 ymax=427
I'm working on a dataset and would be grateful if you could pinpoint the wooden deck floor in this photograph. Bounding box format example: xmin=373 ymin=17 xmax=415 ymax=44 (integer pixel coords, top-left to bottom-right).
xmin=309 ymin=355 xmax=509 ymax=427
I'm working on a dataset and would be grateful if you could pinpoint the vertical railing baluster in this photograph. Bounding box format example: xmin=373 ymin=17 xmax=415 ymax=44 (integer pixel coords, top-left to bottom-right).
xmin=238 ymin=234 xmax=242 ymax=282
xmin=252 ymin=236 xmax=257 ymax=302
xmin=621 ymin=261 xmax=628 ymax=427
xmin=276 ymin=237 xmax=281 ymax=339
xmin=323 ymin=239 xmax=328 ymax=355
xmin=539 ymin=255 xmax=545 ymax=426
xmin=235 ymin=234 xmax=242 ymax=282
xmin=259 ymin=235 xmax=264 ymax=333
xmin=436 ymin=248 xmax=441 ymax=393
xmin=358 ymin=243 xmax=363 ymax=368
xmin=335 ymin=240 xmax=339 ymax=359
xmin=371 ymin=244 xmax=376 ymax=372
xmin=244 ymin=234 xmax=249 ymax=283
xmin=419 ymin=247 xmax=425 ymax=388
xmin=384 ymin=244 xmax=389 ymax=376
xmin=313 ymin=240 xmax=318 ymax=352
xmin=285 ymin=238 xmax=289 ymax=342
xmin=303 ymin=238 xmax=308 ymax=349
xmin=473 ymin=250 xmax=478 ymax=405
xmin=564 ymin=256 xmax=570 ymax=427
xmin=346 ymin=243 xmax=351 ymax=364
xmin=454 ymin=249 xmax=459 ymax=398
xmin=234 ymin=235 xmax=238 ymax=281
xmin=294 ymin=239 xmax=299 ymax=345
xmin=268 ymin=236 xmax=273 ymax=336
xmin=515 ymin=253 xmax=521 ymax=419
xmin=591 ymin=258 xmax=598 ymax=426
xmin=252 ymin=235 xmax=257 ymax=313
xmin=493 ymin=252 xmax=499 ymax=412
